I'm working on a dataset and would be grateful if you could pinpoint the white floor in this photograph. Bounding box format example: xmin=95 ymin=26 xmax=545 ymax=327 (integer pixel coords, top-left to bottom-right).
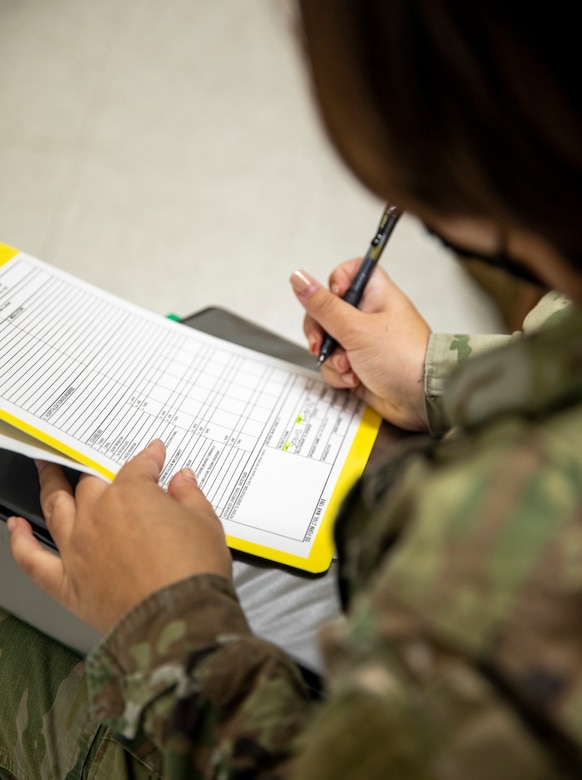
xmin=0 ymin=0 xmax=503 ymax=347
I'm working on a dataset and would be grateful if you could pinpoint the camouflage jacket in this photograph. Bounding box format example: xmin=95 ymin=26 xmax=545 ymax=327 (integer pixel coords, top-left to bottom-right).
xmin=425 ymin=290 xmax=572 ymax=435
xmin=86 ymin=296 xmax=582 ymax=779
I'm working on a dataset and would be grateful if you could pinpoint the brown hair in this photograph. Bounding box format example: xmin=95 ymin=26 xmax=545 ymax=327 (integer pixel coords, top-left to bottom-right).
xmin=298 ymin=1 xmax=582 ymax=262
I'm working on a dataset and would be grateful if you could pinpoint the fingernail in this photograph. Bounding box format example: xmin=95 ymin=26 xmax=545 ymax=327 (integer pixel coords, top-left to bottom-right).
xmin=341 ymin=372 xmax=357 ymax=387
xmin=180 ymin=467 xmax=197 ymax=484
xmin=34 ymin=459 xmax=48 ymax=473
xmin=330 ymin=282 xmax=341 ymax=296
xmin=7 ymin=517 xmax=17 ymax=532
xmin=335 ymin=354 xmax=349 ymax=372
xmin=290 ymin=270 xmax=318 ymax=298
xmin=307 ymin=334 xmax=318 ymax=354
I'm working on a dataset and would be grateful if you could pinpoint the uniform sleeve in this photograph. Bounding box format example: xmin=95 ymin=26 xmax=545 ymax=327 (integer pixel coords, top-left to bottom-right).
xmin=423 ymin=291 xmax=572 ymax=436
xmin=424 ymin=332 xmax=513 ymax=435
xmin=85 ymin=573 xmax=311 ymax=778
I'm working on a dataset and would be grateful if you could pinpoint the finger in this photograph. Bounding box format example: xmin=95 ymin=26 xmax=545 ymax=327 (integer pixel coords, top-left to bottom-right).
xmin=328 ymin=258 xmax=363 ymax=296
xmin=331 ymin=351 xmax=362 ymax=387
xmin=290 ymin=269 xmax=362 ymax=349
xmin=327 ymin=347 xmax=351 ymax=374
xmin=339 ymin=371 xmax=360 ymax=388
xmin=167 ymin=467 xmax=213 ymax=512
xmin=74 ymin=472 xmax=110 ymax=503
xmin=37 ymin=461 xmax=74 ymax=502
xmin=8 ymin=516 xmax=66 ymax=598
xmin=302 ymin=260 xmax=367 ymax=356
xmin=114 ymin=438 xmax=166 ymax=486
xmin=320 ymin=360 xmax=361 ymax=389
xmin=302 ymin=312 xmax=324 ymax=356
xmin=37 ymin=462 xmax=76 ymax=538
xmin=319 ymin=347 xmax=354 ymax=380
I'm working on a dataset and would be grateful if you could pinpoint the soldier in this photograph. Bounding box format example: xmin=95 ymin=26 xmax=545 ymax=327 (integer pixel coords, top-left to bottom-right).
xmin=3 ymin=1 xmax=582 ymax=777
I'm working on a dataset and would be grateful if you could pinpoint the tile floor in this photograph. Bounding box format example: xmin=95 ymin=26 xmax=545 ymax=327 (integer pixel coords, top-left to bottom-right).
xmin=0 ymin=0 xmax=503 ymax=346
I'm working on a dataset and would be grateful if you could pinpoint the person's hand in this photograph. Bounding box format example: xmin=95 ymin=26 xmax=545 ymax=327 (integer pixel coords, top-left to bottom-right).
xmin=8 ymin=440 xmax=232 ymax=634
xmin=290 ymin=260 xmax=432 ymax=431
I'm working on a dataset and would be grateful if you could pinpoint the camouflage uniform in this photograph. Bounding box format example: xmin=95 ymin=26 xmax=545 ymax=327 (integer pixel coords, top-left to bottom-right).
xmin=2 ymin=291 xmax=581 ymax=778
xmin=424 ymin=290 xmax=572 ymax=435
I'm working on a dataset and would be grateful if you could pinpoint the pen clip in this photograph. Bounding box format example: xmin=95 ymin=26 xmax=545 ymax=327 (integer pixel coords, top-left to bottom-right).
xmin=370 ymin=204 xmax=402 ymax=256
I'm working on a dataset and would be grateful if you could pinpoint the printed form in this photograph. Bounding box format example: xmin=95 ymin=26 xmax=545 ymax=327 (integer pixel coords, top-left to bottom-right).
xmin=0 ymin=249 xmax=380 ymax=571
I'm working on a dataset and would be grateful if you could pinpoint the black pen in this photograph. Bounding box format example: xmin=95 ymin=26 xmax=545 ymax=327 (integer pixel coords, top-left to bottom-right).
xmin=317 ymin=203 xmax=402 ymax=365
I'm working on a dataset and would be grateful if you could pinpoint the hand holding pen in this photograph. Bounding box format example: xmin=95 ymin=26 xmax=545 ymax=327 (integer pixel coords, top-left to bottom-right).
xmin=317 ymin=203 xmax=402 ymax=365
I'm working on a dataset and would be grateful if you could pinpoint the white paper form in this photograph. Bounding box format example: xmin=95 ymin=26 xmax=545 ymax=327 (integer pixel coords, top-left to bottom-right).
xmin=0 ymin=419 xmax=101 ymax=476
xmin=0 ymin=250 xmax=380 ymax=571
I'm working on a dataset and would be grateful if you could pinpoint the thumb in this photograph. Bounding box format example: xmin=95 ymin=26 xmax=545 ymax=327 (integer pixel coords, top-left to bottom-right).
xmin=9 ymin=516 xmax=65 ymax=597
xmin=290 ymin=269 xmax=359 ymax=349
